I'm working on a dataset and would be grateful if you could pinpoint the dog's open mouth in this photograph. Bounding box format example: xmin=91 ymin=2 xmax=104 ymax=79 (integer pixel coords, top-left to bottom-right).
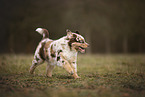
xmin=72 ymin=42 xmax=89 ymax=53
xmin=77 ymin=46 xmax=85 ymax=53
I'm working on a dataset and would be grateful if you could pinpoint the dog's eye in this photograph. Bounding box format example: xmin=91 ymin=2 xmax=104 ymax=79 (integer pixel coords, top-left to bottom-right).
xmin=76 ymin=38 xmax=79 ymax=41
xmin=79 ymin=40 xmax=84 ymax=43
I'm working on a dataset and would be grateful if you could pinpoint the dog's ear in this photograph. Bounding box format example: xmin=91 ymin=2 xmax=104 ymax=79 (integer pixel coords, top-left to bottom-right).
xmin=75 ymin=30 xmax=80 ymax=34
xmin=66 ymin=29 xmax=73 ymax=39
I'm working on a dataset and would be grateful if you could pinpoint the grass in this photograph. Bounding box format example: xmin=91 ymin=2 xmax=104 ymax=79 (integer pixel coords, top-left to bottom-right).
xmin=0 ymin=54 xmax=145 ymax=97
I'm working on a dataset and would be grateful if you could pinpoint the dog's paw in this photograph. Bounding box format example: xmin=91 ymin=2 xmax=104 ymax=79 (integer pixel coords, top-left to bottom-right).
xmin=29 ymin=69 xmax=33 ymax=74
xmin=46 ymin=74 xmax=52 ymax=78
xmin=75 ymin=76 xmax=81 ymax=79
xmin=72 ymin=73 xmax=81 ymax=79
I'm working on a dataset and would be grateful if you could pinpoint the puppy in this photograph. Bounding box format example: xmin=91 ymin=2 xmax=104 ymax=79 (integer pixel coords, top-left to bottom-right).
xmin=29 ymin=28 xmax=89 ymax=79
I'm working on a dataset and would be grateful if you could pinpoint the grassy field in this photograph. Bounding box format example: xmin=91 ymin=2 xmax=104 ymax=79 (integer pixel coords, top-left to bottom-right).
xmin=0 ymin=54 xmax=145 ymax=97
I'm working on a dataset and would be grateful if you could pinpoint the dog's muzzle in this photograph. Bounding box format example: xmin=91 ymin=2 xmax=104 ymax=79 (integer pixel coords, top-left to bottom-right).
xmin=72 ymin=42 xmax=89 ymax=53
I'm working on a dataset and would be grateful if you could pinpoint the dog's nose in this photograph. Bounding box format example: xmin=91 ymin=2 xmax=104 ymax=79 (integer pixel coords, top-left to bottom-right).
xmin=86 ymin=43 xmax=89 ymax=47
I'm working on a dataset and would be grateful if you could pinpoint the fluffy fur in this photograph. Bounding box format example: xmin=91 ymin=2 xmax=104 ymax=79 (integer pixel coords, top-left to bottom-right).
xmin=29 ymin=28 xmax=89 ymax=79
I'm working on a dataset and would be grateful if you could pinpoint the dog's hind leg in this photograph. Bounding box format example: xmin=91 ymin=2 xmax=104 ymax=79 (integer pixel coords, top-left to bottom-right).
xmin=29 ymin=56 xmax=44 ymax=74
xmin=46 ymin=64 xmax=55 ymax=77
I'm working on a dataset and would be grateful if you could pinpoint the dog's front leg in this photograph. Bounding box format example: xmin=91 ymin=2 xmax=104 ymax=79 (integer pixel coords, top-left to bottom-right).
xmin=71 ymin=62 xmax=80 ymax=79
xmin=62 ymin=60 xmax=74 ymax=75
xmin=59 ymin=53 xmax=74 ymax=78
xmin=60 ymin=53 xmax=79 ymax=79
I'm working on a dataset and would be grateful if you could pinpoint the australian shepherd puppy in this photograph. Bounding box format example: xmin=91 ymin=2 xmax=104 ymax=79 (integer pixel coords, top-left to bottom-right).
xmin=29 ymin=28 xmax=89 ymax=79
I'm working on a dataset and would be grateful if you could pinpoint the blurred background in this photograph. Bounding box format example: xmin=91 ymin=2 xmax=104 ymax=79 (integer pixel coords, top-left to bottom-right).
xmin=0 ymin=0 xmax=145 ymax=54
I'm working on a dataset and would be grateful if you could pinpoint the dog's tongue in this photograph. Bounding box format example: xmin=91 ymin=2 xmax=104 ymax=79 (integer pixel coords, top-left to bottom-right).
xmin=79 ymin=47 xmax=85 ymax=53
xmin=81 ymin=49 xmax=85 ymax=53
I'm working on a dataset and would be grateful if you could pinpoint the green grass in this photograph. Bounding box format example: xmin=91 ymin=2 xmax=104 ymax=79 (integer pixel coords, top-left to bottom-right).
xmin=0 ymin=54 xmax=145 ymax=97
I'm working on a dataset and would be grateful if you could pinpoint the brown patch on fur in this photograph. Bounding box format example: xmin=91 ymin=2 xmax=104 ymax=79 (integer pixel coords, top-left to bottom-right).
xmin=57 ymin=56 xmax=60 ymax=61
xmin=72 ymin=42 xmax=88 ymax=48
xmin=44 ymin=41 xmax=53 ymax=50
xmin=39 ymin=42 xmax=46 ymax=60
xmin=44 ymin=41 xmax=53 ymax=60
xmin=68 ymin=34 xmax=77 ymax=50
xmin=43 ymin=29 xmax=49 ymax=38
xmin=46 ymin=55 xmax=49 ymax=60
xmin=50 ymin=45 xmax=56 ymax=57
xmin=58 ymin=50 xmax=62 ymax=54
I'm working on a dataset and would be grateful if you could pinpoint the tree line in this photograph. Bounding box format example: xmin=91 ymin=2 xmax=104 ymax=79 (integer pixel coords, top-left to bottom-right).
xmin=0 ymin=0 xmax=145 ymax=54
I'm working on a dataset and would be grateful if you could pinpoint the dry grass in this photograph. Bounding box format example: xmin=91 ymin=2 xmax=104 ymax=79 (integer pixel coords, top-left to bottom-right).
xmin=0 ymin=54 xmax=145 ymax=97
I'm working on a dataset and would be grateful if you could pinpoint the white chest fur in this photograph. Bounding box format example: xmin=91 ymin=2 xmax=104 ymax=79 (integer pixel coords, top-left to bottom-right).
xmin=52 ymin=37 xmax=77 ymax=62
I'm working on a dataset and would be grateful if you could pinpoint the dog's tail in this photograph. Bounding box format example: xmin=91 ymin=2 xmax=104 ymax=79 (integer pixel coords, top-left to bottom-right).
xmin=36 ymin=28 xmax=49 ymax=38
